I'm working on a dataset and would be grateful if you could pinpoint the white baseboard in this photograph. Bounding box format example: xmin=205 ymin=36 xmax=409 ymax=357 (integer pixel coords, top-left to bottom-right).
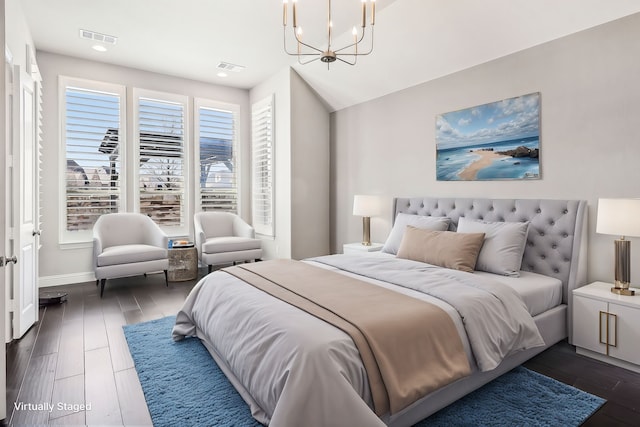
xmin=39 ymin=272 xmax=95 ymax=288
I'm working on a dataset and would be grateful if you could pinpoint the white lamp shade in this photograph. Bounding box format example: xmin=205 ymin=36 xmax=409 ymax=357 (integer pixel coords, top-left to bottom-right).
xmin=596 ymin=198 xmax=640 ymax=238
xmin=353 ymin=195 xmax=381 ymax=217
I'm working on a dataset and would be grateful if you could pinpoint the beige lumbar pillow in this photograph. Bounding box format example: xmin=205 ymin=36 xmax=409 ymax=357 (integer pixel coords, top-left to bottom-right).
xmin=397 ymin=226 xmax=485 ymax=273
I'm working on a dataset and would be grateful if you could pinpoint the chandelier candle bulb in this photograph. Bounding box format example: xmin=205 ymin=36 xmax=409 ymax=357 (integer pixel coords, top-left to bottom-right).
xmin=283 ymin=0 xmax=287 ymax=26
xmin=353 ymin=27 xmax=358 ymax=54
xmin=371 ymin=0 xmax=376 ymax=25
xmin=361 ymin=0 xmax=367 ymax=28
xmin=293 ymin=0 xmax=297 ymax=28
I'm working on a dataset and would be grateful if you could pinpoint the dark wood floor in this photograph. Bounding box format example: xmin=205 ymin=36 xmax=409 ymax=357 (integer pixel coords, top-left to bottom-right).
xmin=4 ymin=270 xmax=640 ymax=426
xmin=5 ymin=271 xmax=200 ymax=426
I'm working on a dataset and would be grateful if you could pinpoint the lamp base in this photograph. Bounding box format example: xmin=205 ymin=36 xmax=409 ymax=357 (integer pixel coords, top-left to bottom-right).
xmin=611 ymin=287 xmax=635 ymax=296
xmin=361 ymin=216 xmax=371 ymax=246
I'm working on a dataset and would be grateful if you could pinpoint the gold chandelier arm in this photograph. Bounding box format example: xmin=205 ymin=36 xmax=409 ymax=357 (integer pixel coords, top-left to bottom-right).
xmin=336 ymin=56 xmax=357 ymax=66
xmin=334 ymin=29 xmax=367 ymax=54
xmin=283 ymin=28 xmax=324 ymax=56
xmin=294 ymin=31 xmax=324 ymax=53
xmin=335 ymin=27 xmax=374 ymax=56
xmin=298 ymin=56 xmax=321 ymax=65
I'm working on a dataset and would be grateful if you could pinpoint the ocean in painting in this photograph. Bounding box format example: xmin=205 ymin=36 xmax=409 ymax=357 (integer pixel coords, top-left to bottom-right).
xmin=436 ymin=137 xmax=539 ymax=181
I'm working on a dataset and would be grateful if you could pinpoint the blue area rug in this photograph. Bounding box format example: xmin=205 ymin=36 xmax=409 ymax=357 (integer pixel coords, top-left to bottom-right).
xmin=124 ymin=316 xmax=604 ymax=427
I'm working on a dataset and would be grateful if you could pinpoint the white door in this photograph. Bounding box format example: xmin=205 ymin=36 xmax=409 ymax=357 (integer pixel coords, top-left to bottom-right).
xmin=11 ymin=65 xmax=39 ymax=339
xmin=0 ymin=46 xmax=11 ymax=424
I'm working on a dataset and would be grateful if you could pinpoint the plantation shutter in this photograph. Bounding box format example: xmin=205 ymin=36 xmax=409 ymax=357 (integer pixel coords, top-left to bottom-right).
xmin=251 ymin=96 xmax=274 ymax=237
xmin=64 ymin=85 xmax=123 ymax=233
xmin=197 ymin=103 xmax=238 ymax=212
xmin=137 ymin=96 xmax=186 ymax=228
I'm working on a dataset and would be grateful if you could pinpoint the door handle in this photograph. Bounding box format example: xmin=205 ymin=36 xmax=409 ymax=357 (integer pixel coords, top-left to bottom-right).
xmin=32 ymin=230 xmax=41 ymax=236
xmin=0 ymin=255 xmax=17 ymax=266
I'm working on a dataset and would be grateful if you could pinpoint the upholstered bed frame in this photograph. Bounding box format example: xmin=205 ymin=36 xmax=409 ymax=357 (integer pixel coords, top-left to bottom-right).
xmin=387 ymin=197 xmax=588 ymax=427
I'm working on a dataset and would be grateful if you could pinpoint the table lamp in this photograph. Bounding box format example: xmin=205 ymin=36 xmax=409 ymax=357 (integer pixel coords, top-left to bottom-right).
xmin=353 ymin=195 xmax=381 ymax=246
xmin=596 ymin=198 xmax=640 ymax=296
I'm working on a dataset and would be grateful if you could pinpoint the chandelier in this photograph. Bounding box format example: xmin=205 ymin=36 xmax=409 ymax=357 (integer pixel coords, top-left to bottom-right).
xmin=283 ymin=0 xmax=376 ymax=67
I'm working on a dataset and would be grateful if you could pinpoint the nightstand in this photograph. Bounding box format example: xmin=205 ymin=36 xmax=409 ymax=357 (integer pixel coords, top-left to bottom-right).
xmin=343 ymin=242 xmax=383 ymax=255
xmin=573 ymin=281 xmax=640 ymax=373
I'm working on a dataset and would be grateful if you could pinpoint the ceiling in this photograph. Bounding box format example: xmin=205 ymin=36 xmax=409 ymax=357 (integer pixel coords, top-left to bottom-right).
xmin=21 ymin=0 xmax=640 ymax=112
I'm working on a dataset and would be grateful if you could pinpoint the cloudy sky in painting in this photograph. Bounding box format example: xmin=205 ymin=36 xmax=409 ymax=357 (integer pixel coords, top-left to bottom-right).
xmin=436 ymin=93 xmax=540 ymax=150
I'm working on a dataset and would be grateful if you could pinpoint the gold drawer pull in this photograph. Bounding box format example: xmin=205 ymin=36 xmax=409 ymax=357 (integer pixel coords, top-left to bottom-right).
xmin=598 ymin=310 xmax=618 ymax=355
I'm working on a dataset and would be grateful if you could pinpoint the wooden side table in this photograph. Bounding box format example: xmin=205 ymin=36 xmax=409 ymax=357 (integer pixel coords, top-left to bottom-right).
xmin=168 ymin=246 xmax=198 ymax=281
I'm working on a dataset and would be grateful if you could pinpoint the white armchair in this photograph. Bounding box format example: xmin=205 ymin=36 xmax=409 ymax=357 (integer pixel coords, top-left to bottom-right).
xmin=194 ymin=212 xmax=263 ymax=273
xmin=93 ymin=213 xmax=169 ymax=297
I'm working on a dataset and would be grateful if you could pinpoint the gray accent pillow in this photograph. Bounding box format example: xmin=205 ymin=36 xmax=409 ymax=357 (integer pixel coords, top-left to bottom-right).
xmin=381 ymin=213 xmax=450 ymax=255
xmin=397 ymin=226 xmax=485 ymax=273
xmin=457 ymin=217 xmax=530 ymax=277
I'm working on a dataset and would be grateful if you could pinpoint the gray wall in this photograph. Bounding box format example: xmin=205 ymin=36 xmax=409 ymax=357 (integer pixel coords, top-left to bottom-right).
xmin=290 ymin=70 xmax=330 ymax=260
xmin=250 ymin=68 xmax=331 ymax=260
xmin=37 ymin=51 xmax=250 ymax=285
xmin=331 ymin=13 xmax=640 ymax=284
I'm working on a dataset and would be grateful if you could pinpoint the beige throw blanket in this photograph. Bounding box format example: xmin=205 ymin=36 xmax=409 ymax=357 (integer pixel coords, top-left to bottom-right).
xmin=224 ymin=259 xmax=471 ymax=415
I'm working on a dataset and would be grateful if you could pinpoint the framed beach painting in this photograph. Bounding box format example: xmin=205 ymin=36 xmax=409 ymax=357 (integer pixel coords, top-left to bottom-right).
xmin=436 ymin=92 xmax=540 ymax=181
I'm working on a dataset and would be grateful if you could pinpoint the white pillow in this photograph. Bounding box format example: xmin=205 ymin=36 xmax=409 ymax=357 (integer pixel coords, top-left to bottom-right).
xmin=456 ymin=217 xmax=530 ymax=277
xmin=381 ymin=213 xmax=450 ymax=255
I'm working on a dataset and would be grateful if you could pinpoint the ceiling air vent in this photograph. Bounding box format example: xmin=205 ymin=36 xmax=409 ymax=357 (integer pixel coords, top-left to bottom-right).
xmin=216 ymin=62 xmax=245 ymax=73
xmin=79 ymin=29 xmax=118 ymax=45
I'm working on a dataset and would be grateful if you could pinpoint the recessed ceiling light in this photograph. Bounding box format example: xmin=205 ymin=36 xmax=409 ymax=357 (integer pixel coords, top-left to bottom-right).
xmin=92 ymin=44 xmax=108 ymax=52
xmin=217 ymin=72 xmax=228 ymax=78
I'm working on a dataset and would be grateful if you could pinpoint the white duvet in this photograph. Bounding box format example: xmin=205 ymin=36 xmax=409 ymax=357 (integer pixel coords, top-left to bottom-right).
xmin=172 ymin=255 xmax=544 ymax=427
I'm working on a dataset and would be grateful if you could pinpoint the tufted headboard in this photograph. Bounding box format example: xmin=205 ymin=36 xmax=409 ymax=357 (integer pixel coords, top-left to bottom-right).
xmin=393 ymin=197 xmax=588 ymax=306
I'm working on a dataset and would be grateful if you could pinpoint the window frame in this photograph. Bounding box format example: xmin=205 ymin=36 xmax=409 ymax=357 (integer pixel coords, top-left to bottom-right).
xmin=132 ymin=88 xmax=190 ymax=237
xmin=58 ymin=76 xmax=127 ymax=245
xmin=194 ymin=98 xmax=241 ymax=215
xmin=251 ymin=95 xmax=275 ymax=237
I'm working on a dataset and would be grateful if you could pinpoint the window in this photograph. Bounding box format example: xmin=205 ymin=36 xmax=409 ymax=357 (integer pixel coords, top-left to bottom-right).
xmin=251 ymin=95 xmax=275 ymax=237
xmin=59 ymin=79 xmax=241 ymax=243
xmin=61 ymin=78 xmax=125 ymax=241
xmin=195 ymin=99 xmax=239 ymax=213
xmin=134 ymin=90 xmax=188 ymax=232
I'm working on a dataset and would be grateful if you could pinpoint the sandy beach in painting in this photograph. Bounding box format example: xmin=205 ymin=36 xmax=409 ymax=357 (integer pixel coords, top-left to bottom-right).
xmin=458 ymin=150 xmax=509 ymax=180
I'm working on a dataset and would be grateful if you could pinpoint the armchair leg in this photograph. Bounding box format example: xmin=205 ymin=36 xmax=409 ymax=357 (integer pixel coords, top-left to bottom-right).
xmin=164 ymin=270 xmax=169 ymax=287
xmin=208 ymin=265 xmax=212 ymax=274
xmin=96 ymin=279 xmax=99 ymax=287
xmin=99 ymin=279 xmax=107 ymax=298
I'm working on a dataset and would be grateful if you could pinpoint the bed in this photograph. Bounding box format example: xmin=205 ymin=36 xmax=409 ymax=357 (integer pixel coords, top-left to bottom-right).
xmin=173 ymin=197 xmax=588 ymax=427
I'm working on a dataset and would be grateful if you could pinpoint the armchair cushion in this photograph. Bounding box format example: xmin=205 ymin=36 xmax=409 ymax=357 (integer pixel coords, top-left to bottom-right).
xmin=202 ymin=237 xmax=262 ymax=255
xmin=97 ymin=244 xmax=168 ymax=267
